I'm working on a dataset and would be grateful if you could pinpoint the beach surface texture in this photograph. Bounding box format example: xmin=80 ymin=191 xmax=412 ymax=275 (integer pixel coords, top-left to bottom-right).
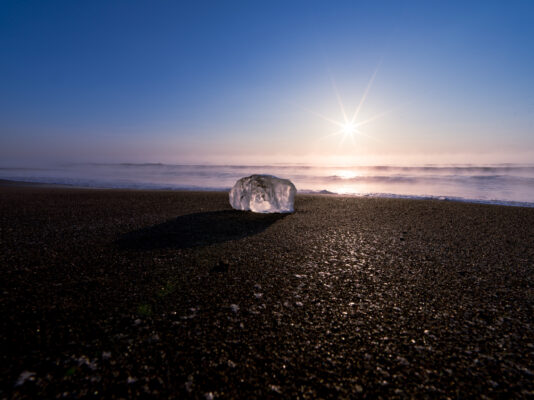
xmin=1 ymin=183 xmax=533 ymax=398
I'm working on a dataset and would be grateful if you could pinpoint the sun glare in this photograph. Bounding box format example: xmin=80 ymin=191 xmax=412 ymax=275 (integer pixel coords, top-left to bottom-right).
xmin=302 ymin=62 xmax=387 ymax=146
xmin=341 ymin=122 xmax=357 ymax=136
xmin=336 ymin=169 xmax=358 ymax=179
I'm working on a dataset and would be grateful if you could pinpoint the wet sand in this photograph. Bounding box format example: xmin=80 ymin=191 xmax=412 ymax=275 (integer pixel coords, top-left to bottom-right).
xmin=1 ymin=183 xmax=533 ymax=398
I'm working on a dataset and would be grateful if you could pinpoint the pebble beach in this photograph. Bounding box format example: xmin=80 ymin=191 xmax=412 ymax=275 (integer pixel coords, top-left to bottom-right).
xmin=1 ymin=182 xmax=533 ymax=398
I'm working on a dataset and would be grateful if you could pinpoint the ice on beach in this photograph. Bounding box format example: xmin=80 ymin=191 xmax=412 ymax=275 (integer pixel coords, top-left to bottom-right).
xmin=229 ymin=174 xmax=296 ymax=213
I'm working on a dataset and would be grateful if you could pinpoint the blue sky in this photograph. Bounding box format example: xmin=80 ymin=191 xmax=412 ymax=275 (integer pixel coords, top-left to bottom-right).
xmin=1 ymin=0 xmax=533 ymax=165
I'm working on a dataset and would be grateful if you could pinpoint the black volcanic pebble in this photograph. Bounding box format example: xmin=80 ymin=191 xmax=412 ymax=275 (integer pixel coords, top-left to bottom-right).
xmin=211 ymin=259 xmax=230 ymax=273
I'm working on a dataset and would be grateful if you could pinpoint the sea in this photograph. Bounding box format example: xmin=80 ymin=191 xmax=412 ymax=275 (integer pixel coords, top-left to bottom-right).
xmin=1 ymin=163 xmax=533 ymax=207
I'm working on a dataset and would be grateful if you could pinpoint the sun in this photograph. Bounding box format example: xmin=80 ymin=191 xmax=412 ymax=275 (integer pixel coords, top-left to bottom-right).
xmin=300 ymin=62 xmax=388 ymax=145
xmin=341 ymin=121 xmax=357 ymax=136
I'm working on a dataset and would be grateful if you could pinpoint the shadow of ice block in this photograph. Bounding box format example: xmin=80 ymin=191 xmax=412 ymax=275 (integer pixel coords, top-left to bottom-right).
xmin=116 ymin=210 xmax=286 ymax=250
xmin=229 ymin=174 xmax=296 ymax=213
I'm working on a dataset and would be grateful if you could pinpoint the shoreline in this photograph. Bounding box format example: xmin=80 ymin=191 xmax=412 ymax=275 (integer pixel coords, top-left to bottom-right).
xmin=1 ymin=185 xmax=533 ymax=397
xmin=1 ymin=178 xmax=533 ymax=209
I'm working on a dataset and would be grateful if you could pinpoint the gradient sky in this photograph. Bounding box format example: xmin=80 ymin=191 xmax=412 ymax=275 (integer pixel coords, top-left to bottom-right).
xmin=1 ymin=0 xmax=533 ymax=165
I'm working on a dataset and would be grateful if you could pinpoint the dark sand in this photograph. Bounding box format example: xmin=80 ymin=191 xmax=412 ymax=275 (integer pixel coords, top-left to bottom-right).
xmin=1 ymin=183 xmax=533 ymax=398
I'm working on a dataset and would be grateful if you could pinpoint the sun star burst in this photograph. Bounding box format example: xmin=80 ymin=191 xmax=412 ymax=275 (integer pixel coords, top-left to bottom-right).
xmin=302 ymin=62 xmax=388 ymax=145
xmin=341 ymin=121 xmax=357 ymax=136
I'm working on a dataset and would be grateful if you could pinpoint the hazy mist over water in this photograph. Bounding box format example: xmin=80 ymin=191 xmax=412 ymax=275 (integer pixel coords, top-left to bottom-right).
xmin=1 ymin=163 xmax=533 ymax=207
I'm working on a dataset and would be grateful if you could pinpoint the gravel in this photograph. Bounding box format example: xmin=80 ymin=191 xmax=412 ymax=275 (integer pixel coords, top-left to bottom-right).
xmin=1 ymin=185 xmax=533 ymax=398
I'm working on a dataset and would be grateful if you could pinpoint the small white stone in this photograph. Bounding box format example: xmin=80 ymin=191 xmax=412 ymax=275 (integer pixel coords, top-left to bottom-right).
xmin=15 ymin=371 xmax=35 ymax=387
xmin=185 ymin=376 xmax=194 ymax=392
xmin=230 ymin=304 xmax=240 ymax=313
xmin=270 ymin=384 xmax=282 ymax=393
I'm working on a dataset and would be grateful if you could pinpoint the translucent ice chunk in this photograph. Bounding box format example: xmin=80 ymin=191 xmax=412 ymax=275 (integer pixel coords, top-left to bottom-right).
xmin=229 ymin=174 xmax=296 ymax=213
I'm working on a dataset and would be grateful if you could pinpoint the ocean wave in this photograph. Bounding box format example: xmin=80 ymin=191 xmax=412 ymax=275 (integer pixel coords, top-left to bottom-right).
xmin=53 ymin=162 xmax=534 ymax=173
xmin=325 ymin=173 xmax=534 ymax=183
xmin=326 ymin=175 xmax=418 ymax=183
xmin=1 ymin=163 xmax=534 ymax=206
